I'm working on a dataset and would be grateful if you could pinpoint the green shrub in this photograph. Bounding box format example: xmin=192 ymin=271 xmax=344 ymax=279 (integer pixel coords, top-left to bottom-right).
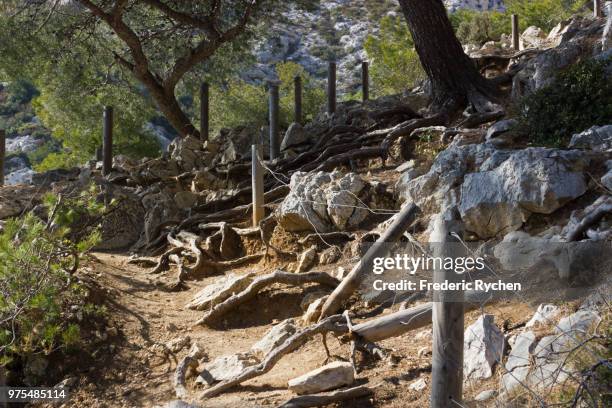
xmin=363 ymin=15 xmax=426 ymax=97
xmin=209 ymin=62 xmax=325 ymax=133
xmin=0 ymin=187 xmax=104 ymax=381
xmin=516 ymin=57 xmax=612 ymax=146
xmin=450 ymin=0 xmax=588 ymax=45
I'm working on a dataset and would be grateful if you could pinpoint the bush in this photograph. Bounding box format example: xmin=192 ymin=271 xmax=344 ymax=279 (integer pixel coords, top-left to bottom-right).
xmin=0 ymin=188 xmax=105 ymax=383
xmin=363 ymin=15 xmax=426 ymax=97
xmin=450 ymin=0 xmax=588 ymax=45
xmin=209 ymin=62 xmax=325 ymax=133
xmin=515 ymin=57 xmax=612 ymax=146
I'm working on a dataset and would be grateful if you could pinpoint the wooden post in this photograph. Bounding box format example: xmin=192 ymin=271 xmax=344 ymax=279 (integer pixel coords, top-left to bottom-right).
xmin=268 ymin=82 xmax=280 ymax=160
xmin=0 ymin=129 xmax=5 ymax=187
xmin=327 ymin=61 xmax=336 ymax=115
xmin=319 ymin=203 xmax=420 ymax=319
xmin=200 ymin=82 xmax=209 ymax=140
xmin=594 ymin=0 xmax=603 ymax=17
xmin=361 ymin=61 xmax=369 ymax=102
xmin=252 ymin=139 xmax=265 ymax=227
xmin=102 ymin=106 xmax=113 ymax=176
xmin=430 ymin=216 xmax=464 ymax=408
xmin=511 ymin=14 xmax=520 ymax=50
xmin=294 ymin=75 xmax=302 ymax=124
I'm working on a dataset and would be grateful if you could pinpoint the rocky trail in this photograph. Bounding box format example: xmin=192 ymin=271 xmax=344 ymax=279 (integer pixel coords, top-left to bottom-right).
xmin=2 ymin=11 xmax=610 ymax=408
xmin=54 ymin=252 xmax=546 ymax=408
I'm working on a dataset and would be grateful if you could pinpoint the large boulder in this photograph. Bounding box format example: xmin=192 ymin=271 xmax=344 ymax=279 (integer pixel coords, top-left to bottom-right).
xmin=281 ymin=123 xmax=309 ymax=150
xmin=520 ymin=26 xmax=547 ymax=49
xmin=459 ymin=148 xmax=588 ymax=238
xmin=277 ymin=171 xmax=370 ymax=232
xmin=464 ymin=315 xmax=505 ymax=381
xmin=287 ymin=361 xmax=354 ymax=395
xmin=168 ymin=135 xmax=207 ymax=171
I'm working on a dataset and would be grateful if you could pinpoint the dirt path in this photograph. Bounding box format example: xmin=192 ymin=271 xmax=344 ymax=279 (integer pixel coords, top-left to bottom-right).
xmin=56 ymin=252 xmax=535 ymax=408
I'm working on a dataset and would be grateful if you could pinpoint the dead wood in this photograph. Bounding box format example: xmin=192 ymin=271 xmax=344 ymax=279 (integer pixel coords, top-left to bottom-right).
xmin=319 ymin=203 xmax=420 ymax=320
xmin=174 ymin=343 xmax=205 ymax=399
xmin=276 ymin=385 xmax=373 ymax=408
xmin=149 ymin=246 xmax=183 ymax=274
xmin=195 ymin=270 xmax=339 ymax=326
xmin=200 ymin=315 xmax=347 ymax=398
xmin=457 ymin=110 xmax=505 ymax=128
xmin=314 ymin=147 xmax=387 ymax=172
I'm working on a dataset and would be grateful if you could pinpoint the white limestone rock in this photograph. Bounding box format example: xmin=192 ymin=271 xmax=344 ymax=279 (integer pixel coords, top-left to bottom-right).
xmin=288 ymin=361 xmax=354 ymax=395
xmin=463 ymin=315 xmax=505 ymax=381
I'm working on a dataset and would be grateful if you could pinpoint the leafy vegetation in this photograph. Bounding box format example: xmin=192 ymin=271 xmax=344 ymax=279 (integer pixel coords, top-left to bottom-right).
xmin=450 ymin=0 xmax=589 ymax=45
xmin=0 ymin=187 xmax=107 ymax=384
xmin=363 ymin=15 xmax=425 ymax=97
xmin=208 ymin=62 xmax=325 ymax=132
xmin=515 ymin=57 xmax=612 ymax=146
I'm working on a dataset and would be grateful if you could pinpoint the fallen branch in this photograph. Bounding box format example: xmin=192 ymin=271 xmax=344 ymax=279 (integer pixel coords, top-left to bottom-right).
xmin=200 ymin=315 xmax=347 ymax=398
xmin=277 ymin=385 xmax=373 ymax=408
xmin=319 ymin=203 xmax=419 ymax=320
xmin=200 ymin=290 xmax=494 ymax=399
xmin=196 ymin=270 xmax=339 ymax=326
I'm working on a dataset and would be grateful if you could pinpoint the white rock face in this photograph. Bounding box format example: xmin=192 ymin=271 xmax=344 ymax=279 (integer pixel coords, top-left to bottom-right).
xmin=526 ymin=304 xmax=560 ymax=328
xmin=197 ymin=353 xmax=259 ymax=385
xmin=251 ymin=319 xmax=297 ymax=357
xmin=186 ymin=273 xmax=255 ymax=310
xmin=464 ymin=315 xmax=505 ymax=381
xmin=278 ymin=171 xmax=370 ymax=232
xmin=568 ymin=125 xmax=612 ymax=152
xmin=408 ymin=377 xmax=427 ymax=391
xmin=296 ymin=246 xmax=317 ymax=272
xmin=444 ymin=0 xmax=505 ymax=12
xmin=459 ymin=148 xmax=588 ymax=238
xmin=501 ymin=331 xmax=536 ymax=393
xmin=288 ymin=361 xmax=354 ymax=395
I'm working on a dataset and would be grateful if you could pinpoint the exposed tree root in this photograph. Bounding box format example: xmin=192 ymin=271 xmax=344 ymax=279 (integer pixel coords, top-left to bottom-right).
xmin=566 ymin=197 xmax=612 ymax=242
xmin=195 ymin=271 xmax=340 ymax=326
xmin=277 ymin=385 xmax=374 ymax=408
xmin=174 ymin=343 xmax=206 ymax=399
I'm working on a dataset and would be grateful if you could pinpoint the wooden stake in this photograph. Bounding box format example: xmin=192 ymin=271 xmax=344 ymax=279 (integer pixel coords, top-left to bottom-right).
xmin=268 ymin=82 xmax=280 ymax=160
xmin=319 ymin=203 xmax=420 ymax=319
xmin=511 ymin=14 xmax=520 ymax=50
xmin=430 ymin=216 xmax=464 ymax=408
xmin=294 ymin=75 xmax=302 ymax=125
xmin=200 ymin=82 xmax=209 ymax=140
xmin=102 ymin=106 xmax=113 ymax=176
xmin=327 ymin=61 xmax=336 ymax=115
xmin=0 ymin=129 xmax=5 ymax=187
xmin=594 ymin=0 xmax=603 ymax=17
xmin=252 ymin=142 xmax=265 ymax=227
xmin=361 ymin=61 xmax=369 ymax=102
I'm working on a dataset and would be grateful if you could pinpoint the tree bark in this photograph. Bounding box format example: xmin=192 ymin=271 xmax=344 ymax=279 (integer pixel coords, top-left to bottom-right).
xmin=398 ymin=0 xmax=498 ymax=112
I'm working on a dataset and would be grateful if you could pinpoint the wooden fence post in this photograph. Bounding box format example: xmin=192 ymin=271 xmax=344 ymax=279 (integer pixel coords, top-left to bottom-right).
xmin=200 ymin=82 xmax=209 ymax=140
xmin=268 ymin=82 xmax=280 ymax=160
xmin=103 ymin=106 xmax=113 ymax=176
xmin=252 ymin=138 xmax=265 ymax=227
xmin=361 ymin=61 xmax=369 ymax=102
xmin=294 ymin=75 xmax=303 ymax=125
xmin=594 ymin=0 xmax=603 ymax=17
xmin=0 ymin=129 xmax=5 ymax=187
xmin=431 ymin=217 xmax=464 ymax=408
xmin=327 ymin=61 xmax=336 ymax=115
xmin=511 ymin=14 xmax=520 ymax=50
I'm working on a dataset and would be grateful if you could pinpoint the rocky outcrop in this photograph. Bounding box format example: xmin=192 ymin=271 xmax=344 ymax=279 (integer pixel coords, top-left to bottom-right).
xmin=278 ymin=171 xmax=372 ymax=232
xmin=459 ymin=148 xmax=588 ymax=238
xmin=464 ymin=315 xmax=504 ymax=381
xmin=568 ymin=125 xmax=612 ymax=152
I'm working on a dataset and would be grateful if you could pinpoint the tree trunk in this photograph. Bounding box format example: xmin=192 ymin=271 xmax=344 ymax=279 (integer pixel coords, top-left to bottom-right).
xmin=398 ymin=0 xmax=498 ymax=112
xmin=141 ymin=76 xmax=198 ymax=138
